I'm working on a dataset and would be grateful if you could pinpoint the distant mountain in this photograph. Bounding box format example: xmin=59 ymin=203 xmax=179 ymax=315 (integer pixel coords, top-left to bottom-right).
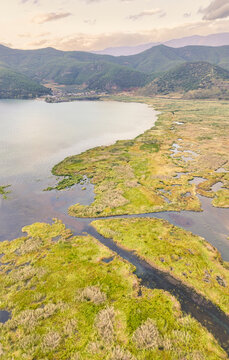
xmin=0 ymin=66 xmax=51 ymax=99
xmin=93 ymin=33 xmax=229 ymax=56
xmin=141 ymin=62 xmax=229 ymax=99
xmin=164 ymin=33 xmax=229 ymax=48
xmin=93 ymin=42 xmax=160 ymax=56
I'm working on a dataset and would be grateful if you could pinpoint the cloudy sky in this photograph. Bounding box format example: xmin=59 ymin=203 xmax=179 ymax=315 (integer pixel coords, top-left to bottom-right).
xmin=1 ymin=0 xmax=229 ymax=51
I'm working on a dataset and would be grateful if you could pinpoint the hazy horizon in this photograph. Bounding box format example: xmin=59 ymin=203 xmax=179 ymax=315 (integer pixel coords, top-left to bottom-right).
xmin=1 ymin=0 xmax=229 ymax=51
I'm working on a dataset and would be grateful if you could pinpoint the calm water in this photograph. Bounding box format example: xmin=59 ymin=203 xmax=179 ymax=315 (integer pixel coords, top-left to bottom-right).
xmin=0 ymin=99 xmax=229 ymax=260
xmin=1 ymin=99 xmax=229 ymax=351
xmin=0 ymin=99 xmax=158 ymax=241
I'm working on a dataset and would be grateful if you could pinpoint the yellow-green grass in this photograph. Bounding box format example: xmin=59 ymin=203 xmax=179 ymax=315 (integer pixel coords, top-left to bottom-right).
xmin=0 ymin=185 xmax=11 ymax=199
xmin=213 ymin=189 xmax=229 ymax=208
xmin=52 ymin=97 xmax=229 ymax=217
xmin=93 ymin=217 xmax=229 ymax=315
xmin=0 ymin=220 xmax=227 ymax=359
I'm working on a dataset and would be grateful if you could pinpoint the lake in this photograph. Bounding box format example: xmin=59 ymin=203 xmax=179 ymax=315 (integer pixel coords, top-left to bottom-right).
xmin=0 ymin=99 xmax=158 ymax=241
xmin=1 ymin=100 xmax=229 ymax=352
xmin=0 ymin=99 xmax=229 ymax=261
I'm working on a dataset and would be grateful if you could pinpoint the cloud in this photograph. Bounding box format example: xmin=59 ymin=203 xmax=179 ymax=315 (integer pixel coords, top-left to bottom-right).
xmin=32 ymin=12 xmax=72 ymax=24
xmin=21 ymin=0 xmax=39 ymax=4
xmin=18 ymin=32 xmax=50 ymax=38
xmin=128 ymin=8 xmax=166 ymax=21
xmin=200 ymin=0 xmax=229 ymax=20
xmin=22 ymin=17 xmax=229 ymax=52
xmin=184 ymin=12 xmax=191 ymax=18
xmin=82 ymin=0 xmax=134 ymax=2
xmin=29 ymin=39 xmax=48 ymax=46
xmin=84 ymin=19 xmax=97 ymax=25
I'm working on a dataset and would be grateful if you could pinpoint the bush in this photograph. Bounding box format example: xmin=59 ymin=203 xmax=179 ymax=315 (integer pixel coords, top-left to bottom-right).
xmin=42 ymin=331 xmax=61 ymax=350
xmin=111 ymin=346 xmax=136 ymax=360
xmin=95 ymin=306 xmax=115 ymax=342
xmin=78 ymin=286 xmax=107 ymax=305
xmin=132 ymin=318 xmax=161 ymax=349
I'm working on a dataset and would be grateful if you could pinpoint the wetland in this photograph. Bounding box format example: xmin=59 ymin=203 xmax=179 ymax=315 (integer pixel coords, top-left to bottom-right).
xmin=0 ymin=97 xmax=229 ymax=359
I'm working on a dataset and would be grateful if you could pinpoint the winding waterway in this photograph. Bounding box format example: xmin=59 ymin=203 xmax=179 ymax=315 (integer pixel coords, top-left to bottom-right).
xmin=1 ymin=99 xmax=229 ymax=353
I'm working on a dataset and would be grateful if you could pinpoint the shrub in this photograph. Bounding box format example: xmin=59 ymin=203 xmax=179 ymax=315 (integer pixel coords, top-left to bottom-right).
xmin=42 ymin=331 xmax=61 ymax=350
xmin=8 ymin=303 xmax=62 ymax=330
xmin=95 ymin=306 xmax=115 ymax=342
xmin=78 ymin=286 xmax=107 ymax=305
xmin=11 ymin=265 xmax=46 ymax=282
xmin=132 ymin=318 xmax=160 ymax=349
xmin=18 ymin=237 xmax=43 ymax=254
xmin=64 ymin=319 xmax=78 ymax=336
xmin=20 ymin=334 xmax=40 ymax=351
xmin=111 ymin=346 xmax=136 ymax=360
xmin=87 ymin=341 xmax=103 ymax=354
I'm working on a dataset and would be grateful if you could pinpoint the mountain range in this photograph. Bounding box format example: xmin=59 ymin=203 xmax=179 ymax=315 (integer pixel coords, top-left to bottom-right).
xmin=2 ymin=41 xmax=229 ymax=98
xmin=94 ymin=32 xmax=229 ymax=56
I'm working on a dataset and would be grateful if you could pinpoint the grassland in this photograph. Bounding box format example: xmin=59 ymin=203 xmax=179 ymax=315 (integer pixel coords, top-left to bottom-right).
xmin=0 ymin=220 xmax=227 ymax=359
xmin=93 ymin=217 xmax=229 ymax=315
xmin=52 ymin=97 xmax=229 ymax=217
xmin=0 ymin=185 xmax=11 ymax=199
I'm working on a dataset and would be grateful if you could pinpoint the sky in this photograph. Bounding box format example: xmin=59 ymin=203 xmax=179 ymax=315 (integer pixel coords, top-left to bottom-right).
xmin=1 ymin=0 xmax=229 ymax=51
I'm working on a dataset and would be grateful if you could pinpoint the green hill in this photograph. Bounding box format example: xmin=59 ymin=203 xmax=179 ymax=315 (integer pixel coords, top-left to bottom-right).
xmin=0 ymin=66 xmax=51 ymax=99
xmin=45 ymin=61 xmax=150 ymax=90
xmin=3 ymin=44 xmax=229 ymax=81
xmin=116 ymin=45 xmax=229 ymax=73
xmin=0 ymin=45 xmax=150 ymax=91
xmin=141 ymin=62 xmax=229 ymax=99
xmin=2 ymin=44 xmax=229 ymax=96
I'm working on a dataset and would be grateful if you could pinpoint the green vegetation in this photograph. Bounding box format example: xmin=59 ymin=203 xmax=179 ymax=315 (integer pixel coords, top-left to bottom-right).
xmin=121 ymin=44 xmax=229 ymax=73
xmin=0 ymin=185 xmax=11 ymax=199
xmin=0 ymin=66 xmax=51 ymax=99
xmin=45 ymin=61 xmax=150 ymax=91
xmin=3 ymin=43 xmax=229 ymax=95
xmin=0 ymin=220 xmax=227 ymax=359
xmin=0 ymin=45 xmax=151 ymax=93
xmin=141 ymin=62 xmax=229 ymax=99
xmin=212 ymin=189 xmax=229 ymax=208
xmin=93 ymin=218 xmax=229 ymax=314
xmin=52 ymin=98 xmax=229 ymax=217
xmin=44 ymin=175 xmax=83 ymax=191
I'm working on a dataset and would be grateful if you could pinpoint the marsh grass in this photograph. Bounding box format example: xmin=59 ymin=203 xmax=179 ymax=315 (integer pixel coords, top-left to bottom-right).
xmin=53 ymin=98 xmax=228 ymax=218
xmin=111 ymin=346 xmax=136 ymax=360
xmin=93 ymin=217 xmax=229 ymax=314
xmin=0 ymin=220 xmax=226 ymax=359
xmin=95 ymin=306 xmax=115 ymax=343
xmin=132 ymin=319 xmax=160 ymax=349
xmin=78 ymin=286 xmax=107 ymax=305
xmin=0 ymin=185 xmax=11 ymax=199
xmin=42 ymin=331 xmax=61 ymax=350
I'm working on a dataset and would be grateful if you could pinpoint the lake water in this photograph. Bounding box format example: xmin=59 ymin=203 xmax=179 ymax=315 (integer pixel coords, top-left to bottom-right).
xmin=0 ymin=99 xmax=158 ymax=241
xmin=1 ymin=99 xmax=229 ymax=352
xmin=0 ymin=99 xmax=229 ymax=261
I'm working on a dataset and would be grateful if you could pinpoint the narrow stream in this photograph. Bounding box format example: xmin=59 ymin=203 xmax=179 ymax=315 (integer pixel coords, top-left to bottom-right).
xmin=0 ymin=100 xmax=229 ymax=354
xmin=67 ymin=192 xmax=229 ymax=261
xmin=85 ymin=225 xmax=229 ymax=354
